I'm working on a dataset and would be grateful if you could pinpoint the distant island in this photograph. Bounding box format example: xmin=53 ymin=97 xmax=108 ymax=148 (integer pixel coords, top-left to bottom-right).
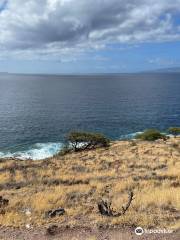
xmin=151 ymin=67 xmax=180 ymax=73
xmin=0 ymin=72 xmax=9 ymax=74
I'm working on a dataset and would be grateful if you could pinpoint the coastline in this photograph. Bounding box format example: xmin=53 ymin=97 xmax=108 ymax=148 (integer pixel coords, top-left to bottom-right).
xmin=0 ymin=132 xmax=177 ymax=161
xmin=0 ymin=137 xmax=179 ymax=237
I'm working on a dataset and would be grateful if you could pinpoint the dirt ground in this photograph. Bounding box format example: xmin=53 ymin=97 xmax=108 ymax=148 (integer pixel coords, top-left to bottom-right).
xmin=0 ymin=226 xmax=179 ymax=240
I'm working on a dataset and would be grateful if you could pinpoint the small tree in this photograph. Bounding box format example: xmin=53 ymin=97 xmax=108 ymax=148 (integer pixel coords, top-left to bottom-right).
xmin=66 ymin=131 xmax=110 ymax=151
xmin=168 ymin=127 xmax=180 ymax=137
xmin=136 ymin=129 xmax=165 ymax=141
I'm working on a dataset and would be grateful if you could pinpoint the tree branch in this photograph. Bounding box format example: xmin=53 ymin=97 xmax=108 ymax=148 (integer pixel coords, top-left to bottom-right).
xmin=98 ymin=191 xmax=134 ymax=217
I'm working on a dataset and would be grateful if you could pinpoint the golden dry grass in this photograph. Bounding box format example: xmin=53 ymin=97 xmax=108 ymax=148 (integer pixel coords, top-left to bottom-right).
xmin=0 ymin=137 xmax=179 ymax=230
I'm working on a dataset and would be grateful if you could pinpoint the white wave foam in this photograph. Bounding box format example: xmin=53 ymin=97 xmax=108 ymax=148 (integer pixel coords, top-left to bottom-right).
xmin=120 ymin=131 xmax=143 ymax=140
xmin=0 ymin=142 xmax=63 ymax=160
xmin=120 ymin=131 xmax=179 ymax=140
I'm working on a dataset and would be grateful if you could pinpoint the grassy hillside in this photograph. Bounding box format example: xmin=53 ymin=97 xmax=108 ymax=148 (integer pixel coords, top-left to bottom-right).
xmin=0 ymin=137 xmax=179 ymax=230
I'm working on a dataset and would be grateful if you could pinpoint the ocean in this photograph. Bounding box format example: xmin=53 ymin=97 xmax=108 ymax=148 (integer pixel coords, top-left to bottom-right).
xmin=0 ymin=73 xmax=179 ymax=160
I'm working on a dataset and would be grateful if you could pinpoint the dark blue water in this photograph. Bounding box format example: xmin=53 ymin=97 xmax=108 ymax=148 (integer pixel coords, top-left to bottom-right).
xmin=0 ymin=73 xmax=179 ymax=159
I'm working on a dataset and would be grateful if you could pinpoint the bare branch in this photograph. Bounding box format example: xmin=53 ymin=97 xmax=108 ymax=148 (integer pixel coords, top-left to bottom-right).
xmin=121 ymin=191 xmax=134 ymax=214
xmin=98 ymin=191 xmax=134 ymax=217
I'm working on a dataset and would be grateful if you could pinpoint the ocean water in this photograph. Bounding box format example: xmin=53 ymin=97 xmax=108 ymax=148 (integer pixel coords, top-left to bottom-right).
xmin=0 ymin=73 xmax=179 ymax=159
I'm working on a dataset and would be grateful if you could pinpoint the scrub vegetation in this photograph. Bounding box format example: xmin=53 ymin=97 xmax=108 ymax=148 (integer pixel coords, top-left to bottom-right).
xmin=0 ymin=136 xmax=179 ymax=231
xmin=136 ymin=129 xmax=166 ymax=141
xmin=168 ymin=127 xmax=180 ymax=137
xmin=63 ymin=131 xmax=110 ymax=153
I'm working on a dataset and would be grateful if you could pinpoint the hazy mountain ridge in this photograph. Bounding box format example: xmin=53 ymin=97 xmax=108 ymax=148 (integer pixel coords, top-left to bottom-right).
xmin=151 ymin=67 xmax=180 ymax=73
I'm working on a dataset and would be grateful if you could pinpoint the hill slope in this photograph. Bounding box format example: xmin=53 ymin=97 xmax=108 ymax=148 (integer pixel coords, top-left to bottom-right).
xmin=0 ymin=137 xmax=179 ymax=235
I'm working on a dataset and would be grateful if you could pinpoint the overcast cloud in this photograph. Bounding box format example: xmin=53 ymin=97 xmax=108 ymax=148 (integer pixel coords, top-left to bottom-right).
xmin=0 ymin=0 xmax=180 ymax=60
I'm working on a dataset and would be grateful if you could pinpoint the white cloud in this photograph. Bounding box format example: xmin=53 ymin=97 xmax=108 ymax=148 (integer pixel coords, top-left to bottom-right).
xmin=0 ymin=0 xmax=180 ymax=60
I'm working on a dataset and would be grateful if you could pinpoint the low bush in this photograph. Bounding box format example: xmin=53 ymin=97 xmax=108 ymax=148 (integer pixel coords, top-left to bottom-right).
xmin=66 ymin=131 xmax=110 ymax=152
xmin=168 ymin=127 xmax=180 ymax=137
xmin=136 ymin=129 xmax=166 ymax=141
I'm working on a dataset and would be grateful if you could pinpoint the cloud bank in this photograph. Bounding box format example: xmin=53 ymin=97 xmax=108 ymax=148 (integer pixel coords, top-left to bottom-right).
xmin=0 ymin=0 xmax=180 ymax=59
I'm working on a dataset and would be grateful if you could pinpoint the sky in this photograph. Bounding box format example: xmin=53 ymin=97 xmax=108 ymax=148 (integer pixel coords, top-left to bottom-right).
xmin=0 ymin=0 xmax=180 ymax=74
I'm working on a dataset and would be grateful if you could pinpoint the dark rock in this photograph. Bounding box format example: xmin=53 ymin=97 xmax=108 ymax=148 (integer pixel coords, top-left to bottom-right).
xmin=46 ymin=225 xmax=59 ymax=235
xmin=0 ymin=196 xmax=9 ymax=208
xmin=0 ymin=209 xmax=5 ymax=215
xmin=45 ymin=208 xmax=65 ymax=218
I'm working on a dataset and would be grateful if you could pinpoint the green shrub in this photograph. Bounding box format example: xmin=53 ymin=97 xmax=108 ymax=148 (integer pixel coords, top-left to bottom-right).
xmin=66 ymin=131 xmax=110 ymax=151
xmin=168 ymin=127 xmax=180 ymax=137
xmin=136 ymin=129 xmax=165 ymax=141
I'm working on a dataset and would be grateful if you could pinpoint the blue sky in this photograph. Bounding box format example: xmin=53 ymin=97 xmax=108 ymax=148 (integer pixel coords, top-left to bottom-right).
xmin=0 ymin=0 xmax=180 ymax=74
xmin=0 ymin=0 xmax=7 ymax=12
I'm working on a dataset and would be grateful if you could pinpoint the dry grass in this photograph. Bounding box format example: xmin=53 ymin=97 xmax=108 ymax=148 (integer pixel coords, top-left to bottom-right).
xmin=0 ymin=137 xmax=179 ymax=230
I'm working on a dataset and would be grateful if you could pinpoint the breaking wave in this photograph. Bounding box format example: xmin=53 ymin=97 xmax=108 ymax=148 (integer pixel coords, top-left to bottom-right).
xmin=0 ymin=142 xmax=63 ymax=160
xmin=119 ymin=131 xmax=143 ymax=140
